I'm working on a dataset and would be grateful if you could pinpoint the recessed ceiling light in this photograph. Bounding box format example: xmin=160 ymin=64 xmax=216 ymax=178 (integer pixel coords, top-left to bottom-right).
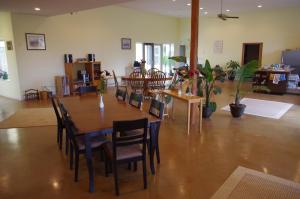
xmin=204 ymin=11 xmax=208 ymax=15
xmin=187 ymin=3 xmax=191 ymax=6
xmin=226 ymin=9 xmax=230 ymax=12
xmin=172 ymin=0 xmax=176 ymax=2
xmin=257 ymin=5 xmax=262 ymax=8
xmin=34 ymin=7 xmax=40 ymax=11
xmin=200 ymin=7 xmax=204 ymax=10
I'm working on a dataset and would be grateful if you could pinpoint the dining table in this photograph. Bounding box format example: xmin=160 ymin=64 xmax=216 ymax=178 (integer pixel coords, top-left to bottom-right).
xmin=60 ymin=94 xmax=160 ymax=192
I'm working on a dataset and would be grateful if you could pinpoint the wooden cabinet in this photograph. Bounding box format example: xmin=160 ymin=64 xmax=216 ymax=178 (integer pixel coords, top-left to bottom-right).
xmin=64 ymin=61 xmax=101 ymax=94
xmin=253 ymin=69 xmax=292 ymax=94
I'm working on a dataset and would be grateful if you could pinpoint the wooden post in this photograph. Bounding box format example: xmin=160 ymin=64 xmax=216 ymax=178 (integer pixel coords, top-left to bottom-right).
xmin=190 ymin=0 xmax=200 ymax=125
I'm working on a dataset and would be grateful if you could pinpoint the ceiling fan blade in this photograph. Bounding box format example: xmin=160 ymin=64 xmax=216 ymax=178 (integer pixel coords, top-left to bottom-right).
xmin=226 ymin=16 xmax=239 ymax=19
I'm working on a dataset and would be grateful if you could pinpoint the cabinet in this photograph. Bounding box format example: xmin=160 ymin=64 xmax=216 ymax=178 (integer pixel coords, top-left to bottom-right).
xmin=253 ymin=69 xmax=292 ymax=94
xmin=64 ymin=61 xmax=101 ymax=94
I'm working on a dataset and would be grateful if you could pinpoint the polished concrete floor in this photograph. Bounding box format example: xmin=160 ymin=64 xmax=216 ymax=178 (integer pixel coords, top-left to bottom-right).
xmin=0 ymin=82 xmax=300 ymax=199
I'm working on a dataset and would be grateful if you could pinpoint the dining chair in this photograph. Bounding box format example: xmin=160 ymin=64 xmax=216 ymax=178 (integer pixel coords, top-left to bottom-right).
xmin=61 ymin=104 xmax=109 ymax=182
xmin=123 ymin=99 xmax=163 ymax=174
xmin=24 ymin=89 xmax=39 ymax=100
xmin=115 ymin=88 xmax=127 ymax=101
xmin=103 ymin=118 xmax=148 ymax=195
xmin=79 ymin=86 xmax=97 ymax=96
xmin=129 ymin=71 xmax=144 ymax=94
xmin=148 ymin=71 xmax=166 ymax=100
xmin=146 ymin=68 xmax=159 ymax=77
xmin=112 ymin=70 xmax=127 ymax=90
xmin=56 ymin=99 xmax=70 ymax=155
xmin=50 ymin=96 xmax=65 ymax=150
xmin=129 ymin=92 xmax=143 ymax=109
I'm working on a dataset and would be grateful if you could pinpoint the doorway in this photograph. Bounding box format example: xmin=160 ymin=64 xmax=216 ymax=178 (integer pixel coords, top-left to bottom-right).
xmin=242 ymin=43 xmax=263 ymax=65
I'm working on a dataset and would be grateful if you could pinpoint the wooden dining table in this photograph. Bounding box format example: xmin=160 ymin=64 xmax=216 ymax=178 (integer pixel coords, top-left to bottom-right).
xmin=60 ymin=94 xmax=160 ymax=192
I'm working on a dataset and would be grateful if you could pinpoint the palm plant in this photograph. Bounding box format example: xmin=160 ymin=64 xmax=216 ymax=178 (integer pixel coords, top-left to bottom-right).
xmin=230 ymin=60 xmax=259 ymax=117
xmin=226 ymin=60 xmax=240 ymax=80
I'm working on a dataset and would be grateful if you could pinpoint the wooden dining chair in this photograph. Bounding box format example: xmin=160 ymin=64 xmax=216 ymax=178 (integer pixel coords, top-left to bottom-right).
xmin=148 ymin=99 xmax=164 ymax=168
xmin=112 ymin=70 xmax=127 ymax=90
xmin=129 ymin=92 xmax=143 ymax=109
xmin=103 ymin=118 xmax=148 ymax=195
xmin=146 ymin=68 xmax=159 ymax=77
xmin=129 ymin=71 xmax=144 ymax=94
xmin=115 ymin=88 xmax=127 ymax=101
xmin=50 ymin=96 xmax=65 ymax=150
xmin=62 ymin=104 xmax=109 ymax=182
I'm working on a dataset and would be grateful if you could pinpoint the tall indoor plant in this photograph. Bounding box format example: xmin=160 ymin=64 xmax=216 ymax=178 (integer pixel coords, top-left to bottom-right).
xmin=226 ymin=60 xmax=240 ymax=81
xmin=230 ymin=60 xmax=259 ymax=117
xmin=198 ymin=60 xmax=226 ymax=118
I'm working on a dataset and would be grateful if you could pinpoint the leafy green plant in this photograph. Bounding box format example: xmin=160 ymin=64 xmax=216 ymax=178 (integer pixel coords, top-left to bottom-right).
xmin=226 ymin=60 xmax=240 ymax=80
xmin=197 ymin=60 xmax=226 ymax=112
xmin=233 ymin=60 xmax=259 ymax=105
xmin=97 ymin=75 xmax=106 ymax=95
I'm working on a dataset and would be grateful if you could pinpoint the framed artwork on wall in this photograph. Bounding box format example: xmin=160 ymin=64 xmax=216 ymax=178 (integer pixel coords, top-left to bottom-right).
xmin=25 ymin=33 xmax=46 ymax=50
xmin=121 ymin=38 xmax=131 ymax=50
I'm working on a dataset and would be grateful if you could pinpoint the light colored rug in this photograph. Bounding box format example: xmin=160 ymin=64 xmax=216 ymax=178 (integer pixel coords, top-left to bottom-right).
xmin=211 ymin=166 xmax=300 ymax=199
xmin=0 ymin=108 xmax=56 ymax=129
xmin=221 ymin=98 xmax=293 ymax=119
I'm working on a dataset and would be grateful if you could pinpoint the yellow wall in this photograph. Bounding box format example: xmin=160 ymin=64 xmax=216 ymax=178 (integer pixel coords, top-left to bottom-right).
xmin=0 ymin=12 xmax=21 ymax=100
xmin=179 ymin=7 xmax=300 ymax=67
xmin=12 ymin=6 xmax=179 ymax=94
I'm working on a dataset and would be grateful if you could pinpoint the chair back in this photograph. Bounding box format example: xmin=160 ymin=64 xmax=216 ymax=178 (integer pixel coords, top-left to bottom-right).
xmin=51 ymin=96 xmax=63 ymax=125
xmin=112 ymin=70 xmax=119 ymax=88
xmin=149 ymin=99 xmax=164 ymax=119
xmin=112 ymin=118 xmax=148 ymax=158
xmin=146 ymin=68 xmax=159 ymax=77
xmin=79 ymin=86 xmax=97 ymax=96
xmin=129 ymin=71 xmax=144 ymax=91
xmin=129 ymin=92 xmax=143 ymax=109
xmin=115 ymin=88 xmax=127 ymax=101
xmin=63 ymin=113 xmax=80 ymax=147
xmin=25 ymin=89 xmax=39 ymax=100
xmin=152 ymin=71 xmax=166 ymax=90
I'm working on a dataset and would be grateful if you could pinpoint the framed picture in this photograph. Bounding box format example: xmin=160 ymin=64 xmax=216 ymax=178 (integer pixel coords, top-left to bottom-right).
xmin=121 ymin=38 xmax=131 ymax=50
xmin=25 ymin=33 xmax=46 ymax=50
xmin=6 ymin=41 xmax=13 ymax=50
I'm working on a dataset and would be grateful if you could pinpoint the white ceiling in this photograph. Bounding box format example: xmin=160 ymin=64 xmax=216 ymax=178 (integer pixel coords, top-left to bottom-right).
xmin=0 ymin=0 xmax=132 ymax=16
xmin=120 ymin=0 xmax=300 ymax=18
xmin=0 ymin=0 xmax=299 ymax=17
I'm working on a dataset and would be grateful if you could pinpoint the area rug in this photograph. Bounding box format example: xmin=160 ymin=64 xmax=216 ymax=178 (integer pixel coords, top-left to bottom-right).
xmin=211 ymin=166 xmax=300 ymax=199
xmin=0 ymin=108 xmax=56 ymax=129
xmin=221 ymin=98 xmax=293 ymax=119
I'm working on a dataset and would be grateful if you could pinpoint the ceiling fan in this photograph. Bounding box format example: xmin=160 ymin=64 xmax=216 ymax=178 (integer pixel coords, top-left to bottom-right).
xmin=217 ymin=0 xmax=239 ymax=20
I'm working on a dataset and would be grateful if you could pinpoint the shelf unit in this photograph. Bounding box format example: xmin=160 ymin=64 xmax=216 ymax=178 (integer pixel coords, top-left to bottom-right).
xmin=64 ymin=61 xmax=101 ymax=94
xmin=253 ymin=69 xmax=292 ymax=94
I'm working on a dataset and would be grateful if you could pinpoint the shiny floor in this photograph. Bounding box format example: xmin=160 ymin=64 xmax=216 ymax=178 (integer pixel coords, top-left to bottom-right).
xmin=0 ymin=82 xmax=300 ymax=199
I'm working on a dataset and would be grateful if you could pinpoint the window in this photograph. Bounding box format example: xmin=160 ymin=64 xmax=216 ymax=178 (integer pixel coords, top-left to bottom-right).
xmin=0 ymin=41 xmax=8 ymax=73
xmin=135 ymin=42 xmax=174 ymax=74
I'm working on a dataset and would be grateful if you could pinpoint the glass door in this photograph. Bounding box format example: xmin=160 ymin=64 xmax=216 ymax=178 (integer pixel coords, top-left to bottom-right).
xmin=143 ymin=43 xmax=154 ymax=70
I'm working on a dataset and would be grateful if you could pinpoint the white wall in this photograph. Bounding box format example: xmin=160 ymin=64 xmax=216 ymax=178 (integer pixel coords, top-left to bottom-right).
xmin=0 ymin=12 xmax=21 ymax=100
xmin=12 ymin=6 xmax=179 ymax=94
xmin=179 ymin=7 xmax=300 ymax=67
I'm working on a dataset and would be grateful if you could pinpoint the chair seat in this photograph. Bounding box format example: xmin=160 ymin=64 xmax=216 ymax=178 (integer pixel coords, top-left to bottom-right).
xmin=76 ymin=135 xmax=107 ymax=151
xmin=105 ymin=142 xmax=142 ymax=161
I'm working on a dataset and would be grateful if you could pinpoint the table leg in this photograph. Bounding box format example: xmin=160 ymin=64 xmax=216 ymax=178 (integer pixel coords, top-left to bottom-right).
xmin=187 ymin=102 xmax=191 ymax=135
xmin=85 ymin=135 xmax=94 ymax=193
xmin=171 ymin=97 xmax=175 ymax=120
xmin=199 ymin=100 xmax=202 ymax=134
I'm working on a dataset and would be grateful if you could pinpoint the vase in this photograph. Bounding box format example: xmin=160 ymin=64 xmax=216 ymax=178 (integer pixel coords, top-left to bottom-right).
xmin=99 ymin=95 xmax=104 ymax=109
xmin=181 ymin=80 xmax=188 ymax=94
xmin=186 ymin=83 xmax=193 ymax=96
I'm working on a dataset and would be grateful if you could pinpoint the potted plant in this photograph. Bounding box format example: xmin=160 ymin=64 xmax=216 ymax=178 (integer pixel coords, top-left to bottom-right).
xmin=198 ymin=60 xmax=226 ymax=118
xmin=230 ymin=60 xmax=259 ymax=117
xmin=226 ymin=60 xmax=240 ymax=81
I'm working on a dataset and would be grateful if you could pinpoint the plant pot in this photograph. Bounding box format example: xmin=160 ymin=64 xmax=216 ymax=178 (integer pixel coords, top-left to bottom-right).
xmin=229 ymin=103 xmax=246 ymax=118
xmin=202 ymin=106 xmax=213 ymax=118
xmin=228 ymin=75 xmax=235 ymax=81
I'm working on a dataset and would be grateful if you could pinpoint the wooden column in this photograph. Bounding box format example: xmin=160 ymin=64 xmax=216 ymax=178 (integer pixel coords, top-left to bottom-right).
xmin=190 ymin=0 xmax=200 ymax=125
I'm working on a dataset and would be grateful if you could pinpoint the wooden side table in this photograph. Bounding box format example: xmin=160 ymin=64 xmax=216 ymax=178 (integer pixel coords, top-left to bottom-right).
xmin=162 ymin=89 xmax=203 ymax=135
